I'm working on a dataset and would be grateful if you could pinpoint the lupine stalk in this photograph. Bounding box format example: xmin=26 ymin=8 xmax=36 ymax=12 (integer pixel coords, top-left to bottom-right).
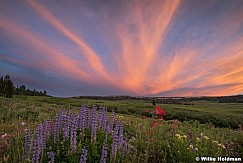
xmin=23 ymin=129 xmax=31 ymax=161
xmin=100 ymin=144 xmax=108 ymax=163
xmin=32 ymin=140 xmax=38 ymax=163
xmin=97 ymin=107 xmax=104 ymax=129
xmin=101 ymin=109 xmax=108 ymax=133
xmin=122 ymin=136 xmax=128 ymax=157
xmin=100 ymin=133 xmax=108 ymax=163
xmin=79 ymin=146 xmax=88 ymax=163
xmin=111 ymin=121 xmax=119 ymax=161
xmin=63 ymin=112 xmax=71 ymax=140
xmin=70 ymin=114 xmax=78 ymax=153
xmin=118 ymin=122 xmax=124 ymax=149
xmin=47 ymin=150 xmax=54 ymax=163
xmin=106 ymin=109 xmax=115 ymax=134
xmin=91 ymin=106 xmax=97 ymax=143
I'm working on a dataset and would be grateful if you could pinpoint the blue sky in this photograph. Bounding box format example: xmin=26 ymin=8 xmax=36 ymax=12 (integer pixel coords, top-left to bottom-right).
xmin=1 ymin=0 xmax=243 ymax=97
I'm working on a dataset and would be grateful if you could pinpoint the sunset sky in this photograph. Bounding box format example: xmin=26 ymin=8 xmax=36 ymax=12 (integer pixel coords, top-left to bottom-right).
xmin=1 ymin=0 xmax=243 ymax=97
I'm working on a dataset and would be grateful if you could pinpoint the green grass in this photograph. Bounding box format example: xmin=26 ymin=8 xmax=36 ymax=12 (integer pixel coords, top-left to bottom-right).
xmin=0 ymin=95 xmax=243 ymax=162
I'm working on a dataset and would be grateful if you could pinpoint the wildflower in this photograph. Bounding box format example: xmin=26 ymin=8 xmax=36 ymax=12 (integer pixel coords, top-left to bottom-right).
xmin=175 ymin=134 xmax=180 ymax=138
xmin=100 ymin=144 xmax=108 ymax=163
xmin=91 ymin=107 xmax=97 ymax=144
xmin=196 ymin=138 xmax=200 ymax=143
xmin=79 ymin=146 xmax=88 ymax=163
xmin=47 ymin=150 xmax=54 ymax=163
xmin=145 ymin=109 xmax=149 ymax=113
xmin=212 ymin=140 xmax=218 ymax=144
xmin=21 ymin=122 xmax=26 ymax=126
xmin=1 ymin=133 xmax=7 ymax=139
xmin=188 ymin=131 xmax=193 ymax=140
xmin=155 ymin=106 xmax=166 ymax=117
xmin=122 ymin=137 xmax=128 ymax=157
xmin=203 ymin=136 xmax=209 ymax=140
xmin=111 ymin=121 xmax=120 ymax=160
xmin=221 ymin=144 xmax=226 ymax=149
xmin=182 ymin=135 xmax=187 ymax=139
xmin=189 ymin=144 xmax=193 ymax=149
xmin=23 ymin=130 xmax=31 ymax=161
xmin=32 ymin=140 xmax=38 ymax=163
xmin=152 ymin=122 xmax=157 ymax=128
xmin=70 ymin=115 xmax=78 ymax=153
xmin=193 ymin=148 xmax=198 ymax=152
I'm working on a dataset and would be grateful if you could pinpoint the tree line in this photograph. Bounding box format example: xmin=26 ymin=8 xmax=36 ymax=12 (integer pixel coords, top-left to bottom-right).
xmin=0 ymin=75 xmax=48 ymax=98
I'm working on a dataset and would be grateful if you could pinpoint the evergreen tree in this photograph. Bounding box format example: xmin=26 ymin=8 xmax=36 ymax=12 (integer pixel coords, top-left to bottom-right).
xmin=3 ymin=75 xmax=14 ymax=98
xmin=0 ymin=77 xmax=4 ymax=96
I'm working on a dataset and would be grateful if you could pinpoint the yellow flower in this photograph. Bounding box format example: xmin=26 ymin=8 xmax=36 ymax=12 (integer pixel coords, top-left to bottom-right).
xmin=189 ymin=144 xmax=193 ymax=149
xmin=196 ymin=138 xmax=200 ymax=143
xmin=182 ymin=135 xmax=187 ymax=139
xmin=175 ymin=134 xmax=180 ymax=138
xmin=203 ymin=136 xmax=209 ymax=140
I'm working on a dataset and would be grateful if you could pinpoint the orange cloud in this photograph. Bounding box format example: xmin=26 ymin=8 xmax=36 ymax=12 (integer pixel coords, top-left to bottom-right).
xmin=114 ymin=0 xmax=180 ymax=93
xmin=26 ymin=0 xmax=112 ymax=83
xmin=0 ymin=19 xmax=93 ymax=83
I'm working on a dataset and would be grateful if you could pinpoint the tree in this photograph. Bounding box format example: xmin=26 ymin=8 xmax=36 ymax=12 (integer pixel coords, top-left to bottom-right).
xmin=0 ymin=77 xmax=4 ymax=96
xmin=152 ymin=99 xmax=156 ymax=106
xmin=3 ymin=75 xmax=14 ymax=98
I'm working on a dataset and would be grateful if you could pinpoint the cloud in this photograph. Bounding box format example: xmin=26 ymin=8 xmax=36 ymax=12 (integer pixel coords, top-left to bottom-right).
xmin=1 ymin=0 xmax=243 ymax=96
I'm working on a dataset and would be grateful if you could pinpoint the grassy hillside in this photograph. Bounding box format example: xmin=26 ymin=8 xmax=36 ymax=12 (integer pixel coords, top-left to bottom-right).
xmin=0 ymin=96 xmax=243 ymax=162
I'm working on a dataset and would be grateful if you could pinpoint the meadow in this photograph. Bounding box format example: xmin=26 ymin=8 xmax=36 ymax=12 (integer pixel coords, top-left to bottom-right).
xmin=0 ymin=96 xmax=243 ymax=162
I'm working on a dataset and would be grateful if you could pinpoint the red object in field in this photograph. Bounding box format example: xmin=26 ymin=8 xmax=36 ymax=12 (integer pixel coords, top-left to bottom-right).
xmin=152 ymin=122 xmax=157 ymax=128
xmin=155 ymin=106 xmax=166 ymax=117
xmin=145 ymin=109 xmax=149 ymax=113
xmin=157 ymin=115 xmax=163 ymax=119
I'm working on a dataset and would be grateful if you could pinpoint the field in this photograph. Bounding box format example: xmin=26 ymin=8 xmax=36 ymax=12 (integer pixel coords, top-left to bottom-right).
xmin=0 ymin=96 xmax=243 ymax=162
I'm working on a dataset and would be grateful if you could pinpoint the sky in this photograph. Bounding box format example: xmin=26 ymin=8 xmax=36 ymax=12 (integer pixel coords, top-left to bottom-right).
xmin=1 ymin=0 xmax=243 ymax=97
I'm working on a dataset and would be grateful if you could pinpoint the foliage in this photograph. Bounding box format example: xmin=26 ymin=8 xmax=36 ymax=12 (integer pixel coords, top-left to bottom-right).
xmin=0 ymin=96 xmax=243 ymax=162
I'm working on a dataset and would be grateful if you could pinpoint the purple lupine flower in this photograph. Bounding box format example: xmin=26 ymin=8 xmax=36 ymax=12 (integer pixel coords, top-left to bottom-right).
xmin=70 ymin=114 xmax=78 ymax=153
xmin=91 ymin=106 xmax=97 ymax=143
xmin=111 ymin=121 xmax=119 ymax=160
xmin=34 ymin=124 xmax=44 ymax=162
xmin=97 ymin=107 xmax=104 ymax=129
xmin=79 ymin=107 xmax=84 ymax=131
xmin=189 ymin=131 xmax=193 ymax=140
xmin=118 ymin=121 xmax=124 ymax=149
xmin=122 ymin=137 xmax=128 ymax=157
xmin=63 ymin=112 xmax=71 ymax=140
xmin=101 ymin=108 xmax=108 ymax=133
xmin=23 ymin=129 xmax=31 ymax=161
xmin=79 ymin=146 xmax=88 ymax=163
xmin=32 ymin=140 xmax=39 ymax=163
xmin=44 ymin=119 xmax=51 ymax=140
xmin=100 ymin=144 xmax=108 ymax=163
xmin=80 ymin=107 xmax=88 ymax=132
xmin=106 ymin=109 xmax=115 ymax=134
xmin=47 ymin=150 xmax=54 ymax=163
xmin=86 ymin=107 xmax=91 ymax=129
xmin=56 ymin=111 xmax=64 ymax=137
xmin=53 ymin=122 xmax=58 ymax=144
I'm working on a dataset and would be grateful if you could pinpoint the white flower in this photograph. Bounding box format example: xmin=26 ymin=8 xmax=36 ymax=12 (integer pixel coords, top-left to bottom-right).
xmin=21 ymin=122 xmax=26 ymax=126
xmin=1 ymin=133 xmax=7 ymax=139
